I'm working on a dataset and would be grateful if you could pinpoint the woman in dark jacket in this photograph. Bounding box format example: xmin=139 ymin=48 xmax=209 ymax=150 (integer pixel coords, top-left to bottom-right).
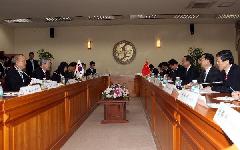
xmin=51 ymin=62 xmax=68 ymax=83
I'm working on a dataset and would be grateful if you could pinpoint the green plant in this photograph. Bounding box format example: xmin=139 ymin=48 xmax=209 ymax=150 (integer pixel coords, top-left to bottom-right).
xmin=188 ymin=47 xmax=203 ymax=71
xmin=37 ymin=49 xmax=54 ymax=60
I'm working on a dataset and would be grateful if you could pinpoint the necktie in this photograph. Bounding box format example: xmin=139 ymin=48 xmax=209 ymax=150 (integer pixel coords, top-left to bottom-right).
xmin=18 ymin=71 xmax=25 ymax=83
xmin=203 ymin=71 xmax=207 ymax=82
xmin=31 ymin=60 xmax=34 ymax=71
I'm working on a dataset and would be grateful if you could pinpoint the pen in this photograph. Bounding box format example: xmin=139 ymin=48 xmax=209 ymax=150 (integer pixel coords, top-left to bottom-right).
xmin=229 ymin=87 xmax=235 ymax=92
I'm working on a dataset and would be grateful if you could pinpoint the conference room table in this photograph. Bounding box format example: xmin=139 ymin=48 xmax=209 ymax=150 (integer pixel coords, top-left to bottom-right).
xmin=134 ymin=75 xmax=237 ymax=150
xmin=0 ymin=76 xmax=109 ymax=150
xmin=0 ymin=75 xmax=237 ymax=150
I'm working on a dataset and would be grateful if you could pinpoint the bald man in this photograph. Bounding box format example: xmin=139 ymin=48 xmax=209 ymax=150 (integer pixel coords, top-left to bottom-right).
xmin=5 ymin=55 xmax=31 ymax=91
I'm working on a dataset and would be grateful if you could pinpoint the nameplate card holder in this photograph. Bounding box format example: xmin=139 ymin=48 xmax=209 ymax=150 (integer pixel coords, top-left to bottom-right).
xmin=163 ymin=84 xmax=175 ymax=95
xmin=19 ymin=84 xmax=42 ymax=95
xmin=213 ymin=103 xmax=240 ymax=149
xmin=153 ymin=78 xmax=161 ymax=86
xmin=177 ymin=90 xmax=199 ymax=109
xmin=67 ymin=79 xmax=79 ymax=84
xmin=42 ymin=81 xmax=59 ymax=89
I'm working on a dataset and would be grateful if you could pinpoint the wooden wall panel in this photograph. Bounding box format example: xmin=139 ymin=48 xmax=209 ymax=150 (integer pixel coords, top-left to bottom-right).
xmin=8 ymin=101 xmax=65 ymax=150
xmin=0 ymin=101 xmax=3 ymax=150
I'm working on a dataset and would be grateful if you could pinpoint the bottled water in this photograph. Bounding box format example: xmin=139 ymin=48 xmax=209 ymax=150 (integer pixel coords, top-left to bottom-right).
xmin=163 ymin=75 xmax=168 ymax=84
xmin=61 ymin=76 xmax=65 ymax=85
xmin=0 ymin=82 xmax=3 ymax=97
xmin=191 ymin=80 xmax=200 ymax=93
xmin=175 ymin=77 xmax=182 ymax=90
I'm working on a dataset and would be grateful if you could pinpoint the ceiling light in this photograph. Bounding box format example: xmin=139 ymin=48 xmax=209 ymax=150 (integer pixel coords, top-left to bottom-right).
xmin=88 ymin=16 xmax=115 ymax=20
xmin=217 ymin=14 xmax=240 ymax=19
xmin=45 ymin=16 xmax=72 ymax=22
xmin=130 ymin=14 xmax=159 ymax=19
xmin=174 ymin=14 xmax=200 ymax=19
xmin=4 ymin=18 xmax=32 ymax=23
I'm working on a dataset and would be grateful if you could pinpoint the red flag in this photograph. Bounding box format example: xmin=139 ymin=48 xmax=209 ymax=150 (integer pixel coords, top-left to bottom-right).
xmin=142 ymin=61 xmax=151 ymax=76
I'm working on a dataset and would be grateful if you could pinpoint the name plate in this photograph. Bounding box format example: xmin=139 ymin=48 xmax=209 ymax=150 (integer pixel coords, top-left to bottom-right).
xmin=177 ymin=90 xmax=199 ymax=109
xmin=163 ymin=84 xmax=175 ymax=94
xmin=19 ymin=84 xmax=42 ymax=95
xmin=213 ymin=103 xmax=240 ymax=149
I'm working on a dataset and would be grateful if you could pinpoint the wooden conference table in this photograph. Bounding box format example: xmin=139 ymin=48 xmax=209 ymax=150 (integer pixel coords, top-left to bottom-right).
xmin=0 ymin=75 xmax=237 ymax=150
xmin=134 ymin=75 xmax=237 ymax=150
xmin=0 ymin=76 xmax=109 ymax=150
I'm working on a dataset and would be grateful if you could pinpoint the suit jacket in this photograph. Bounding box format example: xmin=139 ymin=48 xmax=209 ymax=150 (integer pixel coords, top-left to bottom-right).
xmin=0 ymin=62 xmax=5 ymax=79
xmin=151 ymin=68 xmax=159 ymax=77
xmin=26 ymin=59 xmax=39 ymax=76
xmin=212 ymin=64 xmax=240 ymax=93
xmin=85 ymin=68 xmax=96 ymax=76
xmin=169 ymin=65 xmax=185 ymax=81
xmin=51 ymin=71 xmax=67 ymax=83
xmin=64 ymin=71 xmax=75 ymax=80
xmin=198 ymin=67 xmax=224 ymax=84
xmin=32 ymin=67 xmax=50 ymax=80
xmin=5 ymin=67 xmax=31 ymax=91
xmin=182 ymin=65 xmax=200 ymax=85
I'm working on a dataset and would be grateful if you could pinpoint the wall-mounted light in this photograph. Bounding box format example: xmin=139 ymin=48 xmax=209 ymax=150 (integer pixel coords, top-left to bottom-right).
xmin=87 ymin=40 xmax=92 ymax=49
xmin=156 ymin=39 xmax=161 ymax=48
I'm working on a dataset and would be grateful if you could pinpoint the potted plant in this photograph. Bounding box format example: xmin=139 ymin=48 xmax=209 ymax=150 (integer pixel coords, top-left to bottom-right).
xmin=188 ymin=47 xmax=203 ymax=71
xmin=37 ymin=49 xmax=54 ymax=60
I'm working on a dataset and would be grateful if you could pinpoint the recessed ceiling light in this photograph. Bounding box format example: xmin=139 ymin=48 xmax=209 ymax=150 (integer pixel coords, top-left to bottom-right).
xmin=130 ymin=14 xmax=159 ymax=19
xmin=174 ymin=14 xmax=200 ymax=19
xmin=4 ymin=18 xmax=32 ymax=23
xmin=88 ymin=16 xmax=115 ymax=20
xmin=217 ymin=14 xmax=240 ymax=19
xmin=45 ymin=16 xmax=72 ymax=22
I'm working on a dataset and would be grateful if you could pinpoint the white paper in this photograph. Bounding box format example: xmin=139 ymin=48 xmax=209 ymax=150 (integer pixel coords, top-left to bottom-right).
xmin=163 ymin=84 xmax=175 ymax=94
xmin=177 ymin=90 xmax=199 ymax=109
xmin=19 ymin=84 xmax=42 ymax=95
xmin=207 ymin=103 xmax=240 ymax=108
xmin=213 ymin=103 xmax=240 ymax=149
xmin=213 ymin=96 xmax=237 ymax=101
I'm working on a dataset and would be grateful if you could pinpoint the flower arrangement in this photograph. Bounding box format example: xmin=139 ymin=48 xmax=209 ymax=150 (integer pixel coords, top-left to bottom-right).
xmin=102 ymin=83 xmax=129 ymax=99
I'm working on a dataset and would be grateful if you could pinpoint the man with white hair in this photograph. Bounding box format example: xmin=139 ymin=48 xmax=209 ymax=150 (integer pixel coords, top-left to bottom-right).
xmin=5 ymin=54 xmax=31 ymax=91
xmin=32 ymin=58 xmax=51 ymax=80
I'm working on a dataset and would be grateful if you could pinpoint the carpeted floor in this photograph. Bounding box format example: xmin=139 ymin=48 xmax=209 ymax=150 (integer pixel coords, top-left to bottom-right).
xmin=61 ymin=97 xmax=157 ymax=150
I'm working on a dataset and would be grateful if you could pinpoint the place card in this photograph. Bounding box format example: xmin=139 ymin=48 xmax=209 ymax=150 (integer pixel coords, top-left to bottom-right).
xmin=213 ymin=103 xmax=240 ymax=149
xmin=177 ymin=90 xmax=199 ymax=109
xmin=163 ymin=84 xmax=175 ymax=95
xmin=19 ymin=84 xmax=42 ymax=95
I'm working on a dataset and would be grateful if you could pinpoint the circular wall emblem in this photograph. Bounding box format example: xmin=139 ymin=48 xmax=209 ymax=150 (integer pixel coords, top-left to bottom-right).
xmin=113 ymin=40 xmax=136 ymax=65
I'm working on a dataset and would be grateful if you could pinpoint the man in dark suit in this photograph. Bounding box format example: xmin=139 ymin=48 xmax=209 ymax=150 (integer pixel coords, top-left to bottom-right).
xmin=158 ymin=62 xmax=170 ymax=77
xmin=211 ymin=50 xmax=240 ymax=93
xmin=168 ymin=59 xmax=185 ymax=82
xmin=32 ymin=58 xmax=51 ymax=80
xmin=149 ymin=64 xmax=159 ymax=77
xmin=26 ymin=52 xmax=39 ymax=76
xmin=0 ymin=56 xmax=5 ymax=79
xmin=198 ymin=53 xmax=224 ymax=84
xmin=5 ymin=55 xmax=31 ymax=91
xmin=181 ymin=55 xmax=200 ymax=85
xmin=65 ymin=62 xmax=77 ymax=79
xmin=85 ymin=61 xmax=96 ymax=76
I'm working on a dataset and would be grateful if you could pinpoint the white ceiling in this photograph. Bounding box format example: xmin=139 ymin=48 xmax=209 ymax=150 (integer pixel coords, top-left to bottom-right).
xmin=0 ymin=0 xmax=240 ymax=27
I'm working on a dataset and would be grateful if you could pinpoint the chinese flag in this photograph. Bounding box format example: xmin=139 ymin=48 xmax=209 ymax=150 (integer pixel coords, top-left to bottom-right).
xmin=142 ymin=61 xmax=151 ymax=76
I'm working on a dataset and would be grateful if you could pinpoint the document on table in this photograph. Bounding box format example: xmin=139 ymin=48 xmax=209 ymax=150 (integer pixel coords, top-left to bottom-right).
xmin=213 ymin=103 xmax=240 ymax=149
